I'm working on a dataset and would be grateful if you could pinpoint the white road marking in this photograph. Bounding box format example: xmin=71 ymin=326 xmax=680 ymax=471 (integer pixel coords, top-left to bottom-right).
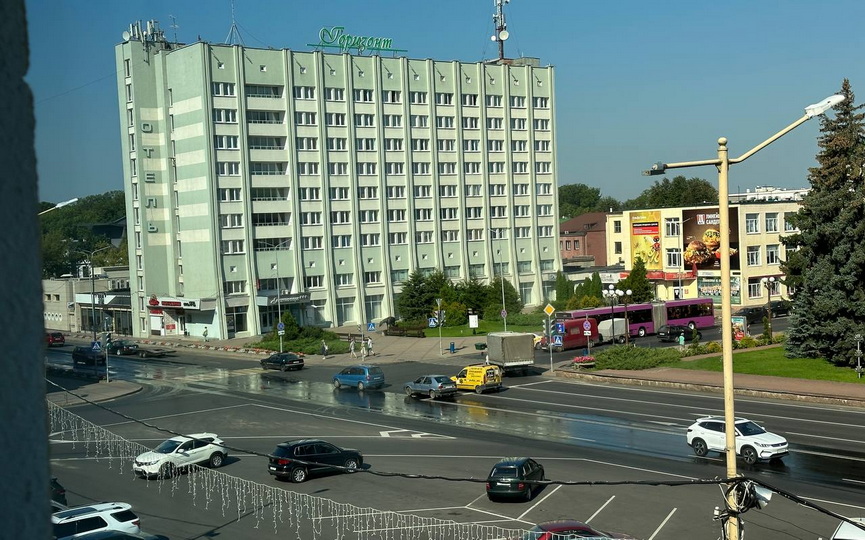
xmin=585 ymin=495 xmax=615 ymax=523
xmin=648 ymin=508 xmax=677 ymax=540
xmin=517 ymin=485 xmax=562 ymax=521
xmin=844 ymin=478 xmax=865 ymax=485
xmin=786 ymin=431 xmax=865 ymax=445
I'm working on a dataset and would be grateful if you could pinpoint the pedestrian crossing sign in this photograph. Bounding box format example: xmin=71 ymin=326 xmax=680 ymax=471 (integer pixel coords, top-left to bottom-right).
xmin=91 ymin=341 xmax=102 ymax=352
xmin=367 ymin=322 xmax=376 ymax=332
xmin=552 ymin=335 xmax=563 ymax=347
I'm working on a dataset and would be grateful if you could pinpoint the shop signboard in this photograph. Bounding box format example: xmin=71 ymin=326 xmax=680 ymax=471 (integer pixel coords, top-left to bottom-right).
xmin=697 ymin=275 xmax=742 ymax=305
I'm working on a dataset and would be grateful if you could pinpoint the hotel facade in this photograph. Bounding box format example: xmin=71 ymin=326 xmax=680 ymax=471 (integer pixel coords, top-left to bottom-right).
xmin=116 ymin=22 xmax=561 ymax=339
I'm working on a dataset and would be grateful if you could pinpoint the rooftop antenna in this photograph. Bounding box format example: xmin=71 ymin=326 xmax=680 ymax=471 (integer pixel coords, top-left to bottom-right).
xmin=224 ymin=0 xmax=244 ymax=45
xmin=169 ymin=14 xmax=179 ymax=43
xmin=491 ymin=0 xmax=511 ymax=61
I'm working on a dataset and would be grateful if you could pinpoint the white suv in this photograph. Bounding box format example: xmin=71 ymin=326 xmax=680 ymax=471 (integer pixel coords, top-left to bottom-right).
xmin=133 ymin=432 xmax=227 ymax=478
xmin=686 ymin=416 xmax=788 ymax=464
xmin=52 ymin=502 xmax=140 ymax=539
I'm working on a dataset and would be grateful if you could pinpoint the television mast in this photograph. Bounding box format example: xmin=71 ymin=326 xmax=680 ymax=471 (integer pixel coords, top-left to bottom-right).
xmin=491 ymin=0 xmax=511 ymax=61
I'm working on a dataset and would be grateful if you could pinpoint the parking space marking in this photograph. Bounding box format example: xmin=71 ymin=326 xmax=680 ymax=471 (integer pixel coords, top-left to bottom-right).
xmin=585 ymin=495 xmax=615 ymax=523
xmin=517 ymin=484 xmax=562 ymax=521
xmin=648 ymin=508 xmax=677 ymax=540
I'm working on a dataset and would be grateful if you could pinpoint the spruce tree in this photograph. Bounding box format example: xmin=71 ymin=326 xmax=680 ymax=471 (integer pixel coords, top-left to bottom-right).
xmin=782 ymin=79 xmax=865 ymax=365
xmin=620 ymin=257 xmax=654 ymax=303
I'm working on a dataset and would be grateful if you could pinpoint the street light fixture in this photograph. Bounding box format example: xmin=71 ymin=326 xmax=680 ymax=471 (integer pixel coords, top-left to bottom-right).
xmin=491 ymin=228 xmax=508 ymax=331
xmin=760 ymin=276 xmax=776 ymax=337
xmin=616 ymin=288 xmax=633 ymax=345
xmin=75 ymin=245 xmax=112 ymax=343
xmin=602 ymin=285 xmax=618 ymax=342
xmin=642 ymin=93 xmax=843 ymax=540
xmin=38 ymin=197 xmax=78 ymax=216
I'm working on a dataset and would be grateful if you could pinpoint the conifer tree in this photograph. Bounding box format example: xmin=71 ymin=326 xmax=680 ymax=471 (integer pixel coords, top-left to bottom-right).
xmin=782 ymin=79 xmax=865 ymax=365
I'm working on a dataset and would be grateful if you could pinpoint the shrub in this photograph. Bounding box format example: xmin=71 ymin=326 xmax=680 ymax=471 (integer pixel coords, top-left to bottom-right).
xmin=595 ymin=345 xmax=681 ymax=370
xmin=507 ymin=312 xmax=546 ymax=326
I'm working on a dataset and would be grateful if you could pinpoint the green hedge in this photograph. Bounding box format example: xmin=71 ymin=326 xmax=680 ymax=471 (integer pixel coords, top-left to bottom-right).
xmin=595 ymin=345 xmax=681 ymax=370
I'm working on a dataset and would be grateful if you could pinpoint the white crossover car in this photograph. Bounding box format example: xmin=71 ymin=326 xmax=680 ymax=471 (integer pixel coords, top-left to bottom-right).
xmin=133 ymin=432 xmax=227 ymax=478
xmin=686 ymin=416 xmax=788 ymax=464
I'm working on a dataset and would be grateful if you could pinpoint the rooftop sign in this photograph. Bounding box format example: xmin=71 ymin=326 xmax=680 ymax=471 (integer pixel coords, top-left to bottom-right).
xmin=308 ymin=26 xmax=407 ymax=54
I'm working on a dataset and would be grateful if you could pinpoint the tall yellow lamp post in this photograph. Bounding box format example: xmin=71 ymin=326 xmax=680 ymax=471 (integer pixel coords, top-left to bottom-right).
xmin=643 ymin=93 xmax=844 ymax=540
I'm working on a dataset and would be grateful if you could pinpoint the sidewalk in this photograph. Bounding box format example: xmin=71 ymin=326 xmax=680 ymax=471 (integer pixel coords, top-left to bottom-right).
xmin=50 ymin=330 xmax=865 ymax=408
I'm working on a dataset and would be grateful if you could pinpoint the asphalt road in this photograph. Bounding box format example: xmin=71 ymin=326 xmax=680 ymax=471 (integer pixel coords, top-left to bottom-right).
xmin=47 ymin=335 xmax=863 ymax=540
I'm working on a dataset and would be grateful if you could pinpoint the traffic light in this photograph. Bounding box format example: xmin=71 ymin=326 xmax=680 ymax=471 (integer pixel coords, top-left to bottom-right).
xmin=541 ymin=319 xmax=552 ymax=336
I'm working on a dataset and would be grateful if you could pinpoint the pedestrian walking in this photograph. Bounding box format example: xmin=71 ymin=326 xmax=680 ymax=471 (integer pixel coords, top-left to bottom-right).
xmin=360 ymin=340 xmax=368 ymax=361
xmin=203 ymin=327 xmax=209 ymax=342
xmin=677 ymin=332 xmax=685 ymax=351
xmin=349 ymin=337 xmax=357 ymax=358
xmin=321 ymin=339 xmax=329 ymax=360
xmin=366 ymin=336 xmax=374 ymax=356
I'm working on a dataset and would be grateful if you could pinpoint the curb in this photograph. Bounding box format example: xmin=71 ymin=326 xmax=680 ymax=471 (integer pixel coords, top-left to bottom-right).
xmin=554 ymin=369 xmax=865 ymax=408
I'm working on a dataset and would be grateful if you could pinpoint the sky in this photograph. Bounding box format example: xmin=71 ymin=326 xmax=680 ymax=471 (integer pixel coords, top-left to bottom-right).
xmin=25 ymin=0 xmax=865 ymax=204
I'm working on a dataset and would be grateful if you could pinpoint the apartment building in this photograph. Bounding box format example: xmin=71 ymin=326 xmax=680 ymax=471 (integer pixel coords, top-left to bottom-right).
xmin=606 ymin=200 xmax=801 ymax=307
xmin=116 ymin=21 xmax=560 ymax=339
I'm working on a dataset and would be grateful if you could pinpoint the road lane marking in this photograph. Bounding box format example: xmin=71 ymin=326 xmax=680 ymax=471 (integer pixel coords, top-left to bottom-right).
xmin=101 ymin=403 xmax=251 ymax=428
xmin=786 ymin=431 xmax=865 ymax=445
xmin=648 ymin=508 xmax=677 ymax=540
xmin=585 ymin=495 xmax=615 ymax=523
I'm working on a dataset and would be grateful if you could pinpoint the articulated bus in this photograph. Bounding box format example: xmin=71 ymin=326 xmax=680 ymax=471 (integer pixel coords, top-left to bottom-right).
xmin=554 ymin=298 xmax=715 ymax=338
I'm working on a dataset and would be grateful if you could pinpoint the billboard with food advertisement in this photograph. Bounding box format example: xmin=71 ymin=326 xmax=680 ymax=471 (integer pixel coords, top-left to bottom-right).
xmin=681 ymin=208 xmax=740 ymax=271
xmin=697 ymin=275 xmax=742 ymax=305
xmin=629 ymin=211 xmax=662 ymax=271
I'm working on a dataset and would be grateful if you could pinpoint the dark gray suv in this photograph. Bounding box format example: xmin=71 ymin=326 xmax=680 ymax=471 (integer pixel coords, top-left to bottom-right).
xmin=268 ymin=439 xmax=363 ymax=483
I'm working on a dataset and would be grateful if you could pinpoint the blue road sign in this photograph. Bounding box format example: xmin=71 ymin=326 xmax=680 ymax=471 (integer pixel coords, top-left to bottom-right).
xmin=555 ymin=322 xmax=565 ymax=334
xmin=277 ymin=322 xmax=285 ymax=331
xmin=91 ymin=341 xmax=102 ymax=352
xmin=367 ymin=322 xmax=376 ymax=332
xmin=428 ymin=317 xmax=438 ymax=328
xmin=552 ymin=335 xmax=563 ymax=347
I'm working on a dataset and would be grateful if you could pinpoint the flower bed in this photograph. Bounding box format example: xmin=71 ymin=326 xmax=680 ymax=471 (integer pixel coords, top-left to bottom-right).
xmin=571 ymin=355 xmax=596 ymax=369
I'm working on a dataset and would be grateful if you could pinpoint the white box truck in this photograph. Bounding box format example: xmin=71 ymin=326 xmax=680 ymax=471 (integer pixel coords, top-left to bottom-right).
xmin=486 ymin=332 xmax=535 ymax=375
xmin=598 ymin=318 xmax=628 ymax=344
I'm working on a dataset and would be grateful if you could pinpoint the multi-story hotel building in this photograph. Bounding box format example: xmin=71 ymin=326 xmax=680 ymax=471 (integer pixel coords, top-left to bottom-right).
xmin=115 ymin=21 xmax=560 ymax=339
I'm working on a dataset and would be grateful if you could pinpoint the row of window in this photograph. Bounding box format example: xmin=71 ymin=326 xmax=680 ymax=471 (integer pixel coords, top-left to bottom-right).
xmin=225 ymin=208 xmax=550 ymax=228
xmin=212 ymin=83 xmax=551 ymax=109
xmin=213 ymin=108 xmax=551 ymax=131
xmin=217 ymin=134 xmax=552 ymax=153
xmin=660 ymin=243 xmax=783 ymax=268
xmin=217 ymin=160 xmax=552 ymax=176
xmin=220 ymin=225 xmax=555 ymax=255
xmin=218 ymin=183 xmax=553 ymax=202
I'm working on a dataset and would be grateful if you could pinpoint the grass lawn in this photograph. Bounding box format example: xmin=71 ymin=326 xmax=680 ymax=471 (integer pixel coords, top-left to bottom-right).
xmin=674 ymin=347 xmax=863 ymax=383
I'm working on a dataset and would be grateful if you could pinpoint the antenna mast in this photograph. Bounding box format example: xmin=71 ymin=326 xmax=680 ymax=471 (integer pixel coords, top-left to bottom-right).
xmin=169 ymin=14 xmax=179 ymax=43
xmin=492 ymin=0 xmax=511 ymax=61
xmin=224 ymin=0 xmax=244 ymax=45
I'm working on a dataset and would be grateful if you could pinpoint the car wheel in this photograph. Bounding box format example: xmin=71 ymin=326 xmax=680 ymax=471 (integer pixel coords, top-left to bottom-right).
xmin=741 ymin=446 xmax=758 ymax=465
xmin=524 ymin=486 xmax=533 ymax=501
xmin=139 ymin=351 xmax=147 ymax=358
xmin=343 ymin=458 xmax=359 ymax=471
xmin=638 ymin=327 xmax=647 ymax=337
xmin=209 ymin=452 xmax=224 ymax=468
xmin=333 ymin=379 xmax=341 ymax=389
xmin=617 ymin=335 xmax=626 ymax=344
xmin=357 ymin=381 xmax=365 ymax=391
xmin=429 ymin=390 xmax=438 ymax=399
xmin=404 ymin=386 xmax=413 ymax=397
xmin=692 ymin=438 xmax=709 ymax=457
xmin=281 ymin=364 xmax=289 ymax=372
xmin=475 ymin=385 xmax=484 ymax=394
xmin=159 ymin=462 xmax=175 ymax=479
xmin=290 ymin=467 xmax=308 ymax=483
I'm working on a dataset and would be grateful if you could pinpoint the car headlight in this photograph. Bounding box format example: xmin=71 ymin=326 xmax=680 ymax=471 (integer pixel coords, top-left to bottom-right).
xmin=136 ymin=459 xmax=160 ymax=466
xmin=753 ymin=442 xmax=769 ymax=448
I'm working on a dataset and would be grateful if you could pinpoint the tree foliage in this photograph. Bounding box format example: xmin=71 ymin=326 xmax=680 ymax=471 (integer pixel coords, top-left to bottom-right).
xmin=39 ymin=191 xmax=128 ymax=278
xmin=396 ymin=271 xmax=523 ymax=324
xmin=618 ymin=257 xmax=654 ymax=303
xmin=782 ymin=79 xmax=865 ymax=366
xmin=623 ymin=175 xmax=718 ymax=209
xmin=558 ymin=183 xmax=603 ymax=219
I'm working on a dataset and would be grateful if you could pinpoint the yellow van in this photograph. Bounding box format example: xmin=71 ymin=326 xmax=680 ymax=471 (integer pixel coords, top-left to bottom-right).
xmin=452 ymin=364 xmax=503 ymax=394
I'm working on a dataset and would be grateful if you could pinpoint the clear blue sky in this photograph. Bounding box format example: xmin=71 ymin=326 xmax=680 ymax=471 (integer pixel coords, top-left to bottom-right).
xmin=26 ymin=0 xmax=865 ymax=204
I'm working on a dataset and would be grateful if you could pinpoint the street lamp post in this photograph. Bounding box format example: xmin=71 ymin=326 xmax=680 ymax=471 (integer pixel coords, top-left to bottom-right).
xmin=491 ymin=228 xmax=508 ymax=331
xmin=761 ymin=277 xmax=776 ymax=338
xmin=603 ymin=285 xmax=617 ymax=342
xmin=38 ymin=197 xmax=78 ymax=216
xmin=855 ymin=334 xmax=863 ymax=379
xmin=76 ymin=246 xmax=112 ymax=343
xmin=643 ymin=93 xmax=843 ymax=540
xmin=617 ymin=288 xmax=633 ymax=345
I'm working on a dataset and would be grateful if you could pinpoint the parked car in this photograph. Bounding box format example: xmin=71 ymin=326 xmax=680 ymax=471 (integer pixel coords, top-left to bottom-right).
xmin=106 ymin=340 xmax=140 ymax=355
xmin=332 ymin=365 xmax=385 ymax=391
xmin=531 ymin=333 xmax=546 ymax=350
xmin=686 ymin=416 xmax=788 ymax=464
xmin=52 ymin=502 xmax=141 ymax=539
xmin=768 ymin=299 xmax=792 ymax=317
xmin=404 ymin=375 xmax=457 ymax=399
xmin=830 ymin=517 xmax=865 ymax=540
xmin=260 ymin=352 xmax=304 ymax=371
xmin=72 ymin=346 xmax=106 ymax=368
xmin=657 ymin=324 xmax=702 ymax=343
xmin=51 ymin=476 xmax=68 ymax=507
xmin=133 ymin=432 xmax=227 ymax=478
xmin=485 ymin=457 xmax=545 ymax=501
xmin=733 ymin=306 xmax=767 ymax=325
xmin=451 ymin=364 xmax=503 ymax=394
xmin=268 ymin=439 xmax=362 ymax=483
xmin=513 ymin=519 xmax=638 ymax=540
xmin=46 ymin=332 xmax=66 ymax=347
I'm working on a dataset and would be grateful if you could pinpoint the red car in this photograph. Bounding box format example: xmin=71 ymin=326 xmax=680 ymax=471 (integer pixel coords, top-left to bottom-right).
xmin=514 ymin=520 xmax=637 ymax=540
xmin=46 ymin=332 xmax=65 ymax=347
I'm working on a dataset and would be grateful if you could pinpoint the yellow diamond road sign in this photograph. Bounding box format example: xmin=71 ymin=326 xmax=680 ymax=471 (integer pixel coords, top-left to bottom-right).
xmin=544 ymin=303 xmax=555 ymax=316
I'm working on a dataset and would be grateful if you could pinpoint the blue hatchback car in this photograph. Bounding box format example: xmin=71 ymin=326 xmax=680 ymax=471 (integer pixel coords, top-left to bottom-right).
xmin=332 ymin=365 xmax=385 ymax=391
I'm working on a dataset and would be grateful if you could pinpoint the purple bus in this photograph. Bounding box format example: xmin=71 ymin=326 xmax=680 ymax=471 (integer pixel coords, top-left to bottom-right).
xmin=555 ymin=298 xmax=715 ymax=338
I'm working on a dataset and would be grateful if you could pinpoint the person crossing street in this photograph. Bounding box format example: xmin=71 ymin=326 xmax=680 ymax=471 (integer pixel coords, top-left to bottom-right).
xmin=349 ymin=337 xmax=357 ymax=358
